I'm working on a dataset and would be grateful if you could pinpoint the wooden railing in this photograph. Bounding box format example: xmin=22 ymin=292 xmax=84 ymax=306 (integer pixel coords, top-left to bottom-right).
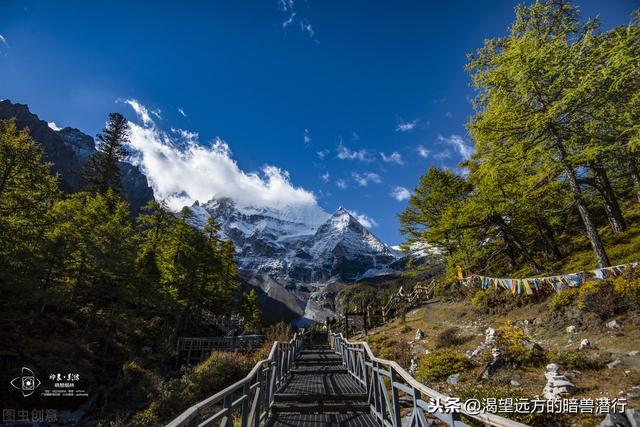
xmin=382 ymin=281 xmax=436 ymax=322
xmin=176 ymin=335 xmax=265 ymax=366
xmin=166 ymin=331 xmax=306 ymax=427
xmin=330 ymin=332 xmax=529 ymax=427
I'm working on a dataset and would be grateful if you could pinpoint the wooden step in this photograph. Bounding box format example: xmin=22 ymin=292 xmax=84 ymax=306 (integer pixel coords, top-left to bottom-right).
xmin=273 ymin=393 xmax=369 ymax=403
xmin=270 ymin=402 xmax=370 ymax=414
xmin=290 ymin=366 xmax=348 ymax=375
xmin=266 ymin=412 xmax=379 ymax=427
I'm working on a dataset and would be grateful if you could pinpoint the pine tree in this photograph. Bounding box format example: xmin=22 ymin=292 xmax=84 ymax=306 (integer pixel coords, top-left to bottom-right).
xmin=242 ymin=289 xmax=262 ymax=331
xmin=84 ymin=113 xmax=129 ymax=195
xmin=0 ymin=119 xmax=60 ymax=316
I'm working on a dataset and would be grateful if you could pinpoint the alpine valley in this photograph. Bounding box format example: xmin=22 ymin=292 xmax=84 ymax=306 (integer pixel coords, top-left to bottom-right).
xmin=0 ymin=100 xmax=437 ymax=325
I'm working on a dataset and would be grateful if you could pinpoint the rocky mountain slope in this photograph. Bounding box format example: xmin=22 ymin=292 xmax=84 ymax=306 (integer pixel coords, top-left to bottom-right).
xmin=0 ymin=100 xmax=153 ymax=214
xmin=188 ymin=198 xmax=427 ymax=324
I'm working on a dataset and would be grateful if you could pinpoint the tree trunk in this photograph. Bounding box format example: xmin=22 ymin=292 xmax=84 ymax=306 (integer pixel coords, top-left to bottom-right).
xmin=495 ymin=216 xmax=542 ymax=273
xmin=590 ymin=161 xmax=626 ymax=234
xmin=551 ymin=133 xmax=610 ymax=267
xmin=535 ymin=216 xmax=563 ymax=260
xmin=628 ymin=156 xmax=640 ymax=203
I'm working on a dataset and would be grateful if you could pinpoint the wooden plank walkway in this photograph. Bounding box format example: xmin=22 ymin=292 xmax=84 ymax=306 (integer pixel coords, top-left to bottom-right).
xmin=266 ymin=336 xmax=377 ymax=427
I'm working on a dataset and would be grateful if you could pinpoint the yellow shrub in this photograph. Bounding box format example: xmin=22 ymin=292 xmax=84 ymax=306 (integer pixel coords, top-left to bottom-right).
xmin=577 ymin=280 xmax=620 ymax=319
xmin=613 ymin=277 xmax=640 ymax=303
xmin=496 ymin=325 xmax=545 ymax=367
xmin=547 ymin=288 xmax=578 ymax=312
xmin=415 ymin=349 xmax=472 ymax=383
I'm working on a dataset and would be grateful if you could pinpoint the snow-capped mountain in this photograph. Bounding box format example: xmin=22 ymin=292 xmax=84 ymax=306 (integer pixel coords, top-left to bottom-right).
xmin=188 ymin=198 xmax=402 ymax=324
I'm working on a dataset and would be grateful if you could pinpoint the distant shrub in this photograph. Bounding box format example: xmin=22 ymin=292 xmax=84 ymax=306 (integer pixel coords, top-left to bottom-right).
xmin=184 ymin=351 xmax=254 ymax=398
xmin=547 ymin=288 xmax=579 ymax=312
xmin=495 ymin=325 xmax=545 ymax=367
xmin=471 ymin=288 xmax=517 ymax=314
xmin=415 ymin=349 xmax=472 ymax=383
xmin=548 ymin=349 xmax=604 ymax=371
xmin=613 ymin=277 xmax=640 ymax=305
xmin=400 ymin=325 xmax=412 ymax=333
xmin=435 ymin=327 xmax=470 ymax=348
xmin=577 ymin=280 xmax=620 ymax=319
xmin=376 ymin=339 xmax=412 ymax=369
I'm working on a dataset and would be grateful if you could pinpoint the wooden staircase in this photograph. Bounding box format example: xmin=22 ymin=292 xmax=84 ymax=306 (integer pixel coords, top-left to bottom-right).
xmin=266 ymin=337 xmax=377 ymax=426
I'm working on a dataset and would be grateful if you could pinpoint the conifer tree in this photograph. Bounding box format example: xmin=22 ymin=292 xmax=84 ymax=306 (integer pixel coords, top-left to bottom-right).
xmin=242 ymin=289 xmax=262 ymax=331
xmin=84 ymin=113 xmax=129 ymax=195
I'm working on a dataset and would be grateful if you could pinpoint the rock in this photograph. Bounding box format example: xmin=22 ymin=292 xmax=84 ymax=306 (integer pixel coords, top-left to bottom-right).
xmin=579 ymin=339 xmax=591 ymax=350
xmin=626 ymin=409 xmax=640 ymax=427
xmin=471 ymin=328 xmax=497 ymax=358
xmin=409 ymin=358 xmax=418 ymax=375
xmin=415 ymin=329 xmax=425 ymax=340
xmin=607 ymin=359 xmax=622 ymax=369
xmin=607 ymin=320 xmax=622 ymax=329
xmin=542 ymin=364 xmax=575 ymax=400
xmin=600 ymin=412 xmax=631 ymax=427
xmin=629 ymin=351 xmax=639 ymax=357
xmin=566 ymin=325 xmax=577 ymax=333
xmin=547 ymin=363 xmax=560 ymax=373
xmin=447 ymin=373 xmax=460 ymax=385
xmin=510 ymin=379 xmax=521 ymax=387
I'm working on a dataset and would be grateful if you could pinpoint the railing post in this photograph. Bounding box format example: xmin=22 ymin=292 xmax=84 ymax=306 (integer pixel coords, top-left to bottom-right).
xmin=240 ymin=380 xmax=250 ymax=427
xmin=390 ymin=369 xmax=402 ymax=427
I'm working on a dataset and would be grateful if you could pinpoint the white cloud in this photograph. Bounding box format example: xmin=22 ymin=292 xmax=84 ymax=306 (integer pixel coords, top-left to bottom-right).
xmin=123 ymin=100 xmax=320 ymax=213
xmin=390 ymin=186 xmax=411 ymax=201
xmin=177 ymin=107 xmax=187 ymax=117
xmin=445 ymin=111 xmax=453 ymax=118
xmin=0 ymin=34 xmax=8 ymax=55
xmin=151 ymin=109 xmax=162 ymax=120
xmin=336 ymin=141 xmax=371 ymax=161
xmin=432 ymin=98 xmax=447 ymax=104
xmin=335 ymin=179 xmax=348 ymax=189
xmin=321 ymin=172 xmax=330 ymax=182
xmin=351 ymin=131 xmax=359 ymax=141
xmin=122 ymin=98 xmax=153 ymax=126
xmin=437 ymin=134 xmax=474 ymax=160
xmin=170 ymin=127 xmax=199 ymax=142
xmin=380 ymin=151 xmax=404 ymax=165
xmin=417 ymin=145 xmax=430 ymax=158
xmin=352 ymin=172 xmax=381 ymax=187
xmin=282 ymin=12 xmax=296 ymax=27
xmin=48 ymin=122 xmax=61 ymax=131
xmin=347 ymin=210 xmax=378 ymax=228
xmin=304 ymin=128 xmax=311 ymax=144
xmin=317 ymin=149 xmax=329 ymax=160
xmin=300 ymin=19 xmax=315 ymax=38
xmin=396 ymin=117 xmax=418 ymax=132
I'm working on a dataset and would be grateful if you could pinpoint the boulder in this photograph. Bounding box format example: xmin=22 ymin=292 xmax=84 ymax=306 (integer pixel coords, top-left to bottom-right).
xmin=607 ymin=320 xmax=622 ymax=329
xmin=600 ymin=412 xmax=631 ymax=427
xmin=566 ymin=325 xmax=577 ymax=333
xmin=607 ymin=359 xmax=622 ymax=369
xmin=579 ymin=339 xmax=591 ymax=350
xmin=415 ymin=329 xmax=425 ymax=340
xmin=446 ymin=373 xmax=460 ymax=385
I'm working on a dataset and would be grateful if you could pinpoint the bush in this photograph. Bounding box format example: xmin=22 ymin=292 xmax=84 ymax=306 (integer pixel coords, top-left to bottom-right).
xmin=613 ymin=276 xmax=640 ymax=305
xmin=400 ymin=325 xmax=412 ymax=333
xmin=471 ymin=288 xmax=517 ymax=314
xmin=415 ymin=349 xmax=472 ymax=383
xmin=374 ymin=338 xmax=412 ymax=369
xmin=547 ymin=288 xmax=579 ymax=312
xmin=495 ymin=325 xmax=546 ymax=367
xmin=577 ymin=280 xmax=620 ymax=319
xmin=435 ymin=327 xmax=470 ymax=348
xmin=548 ymin=349 xmax=604 ymax=371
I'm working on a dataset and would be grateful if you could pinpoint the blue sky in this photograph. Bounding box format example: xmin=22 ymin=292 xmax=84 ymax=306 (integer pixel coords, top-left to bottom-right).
xmin=0 ymin=1 xmax=637 ymax=244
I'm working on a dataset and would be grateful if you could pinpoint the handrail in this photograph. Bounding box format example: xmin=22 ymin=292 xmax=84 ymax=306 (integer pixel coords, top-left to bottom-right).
xmin=166 ymin=330 xmax=307 ymax=427
xmin=330 ymin=332 xmax=529 ymax=427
